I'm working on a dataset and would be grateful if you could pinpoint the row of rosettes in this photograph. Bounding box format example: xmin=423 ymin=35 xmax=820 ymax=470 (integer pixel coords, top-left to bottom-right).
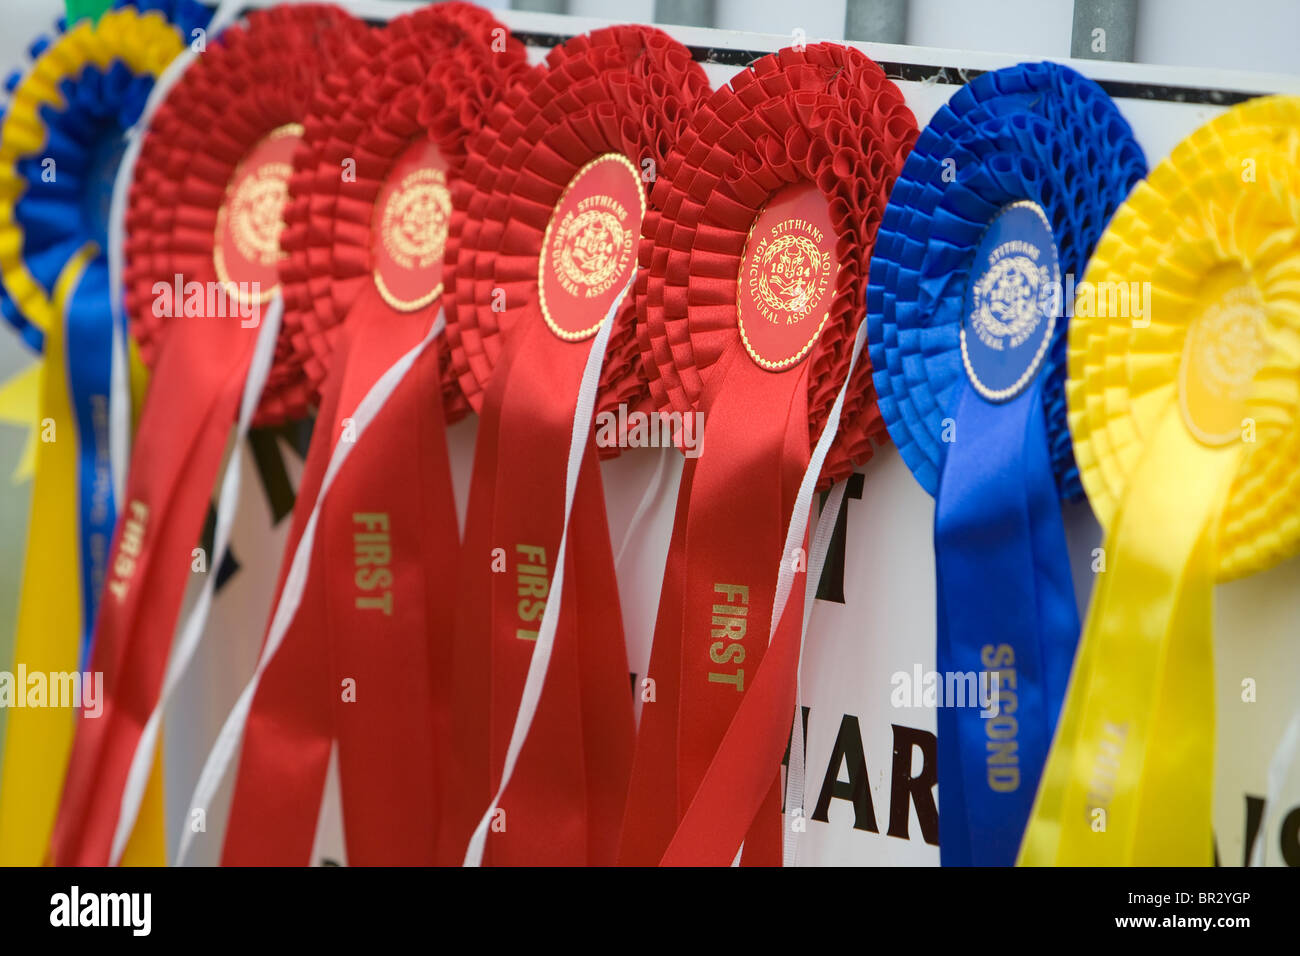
xmin=5 ymin=4 xmax=1299 ymax=577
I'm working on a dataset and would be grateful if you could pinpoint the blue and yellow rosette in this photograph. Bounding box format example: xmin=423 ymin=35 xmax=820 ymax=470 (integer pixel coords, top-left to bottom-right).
xmin=866 ymin=62 xmax=1146 ymax=865
xmin=0 ymin=4 xmax=197 ymax=867
xmin=1021 ymin=95 xmax=1300 ymax=866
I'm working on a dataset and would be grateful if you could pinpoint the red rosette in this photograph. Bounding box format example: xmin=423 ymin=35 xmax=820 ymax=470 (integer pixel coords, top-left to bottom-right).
xmin=278 ymin=2 xmax=533 ymax=424
xmin=438 ymin=25 xmax=710 ymax=867
xmin=216 ymin=4 xmax=537 ymax=867
xmin=621 ymin=44 xmax=916 ymax=867
xmin=446 ymin=24 xmax=710 ymax=440
xmin=639 ymin=43 xmax=915 ymax=483
xmin=123 ymin=3 xmax=367 ymax=426
xmin=51 ymin=4 xmax=368 ymax=868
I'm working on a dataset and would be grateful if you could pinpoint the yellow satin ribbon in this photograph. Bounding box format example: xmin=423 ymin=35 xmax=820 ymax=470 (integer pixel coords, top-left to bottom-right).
xmin=0 ymin=246 xmax=166 ymax=865
xmin=1021 ymin=96 xmax=1300 ymax=866
xmin=0 ymin=364 xmax=38 ymax=483
xmin=0 ymin=9 xmax=182 ymax=866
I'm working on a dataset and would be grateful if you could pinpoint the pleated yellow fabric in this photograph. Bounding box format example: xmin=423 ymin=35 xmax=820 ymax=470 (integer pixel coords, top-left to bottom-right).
xmin=1021 ymin=96 xmax=1300 ymax=865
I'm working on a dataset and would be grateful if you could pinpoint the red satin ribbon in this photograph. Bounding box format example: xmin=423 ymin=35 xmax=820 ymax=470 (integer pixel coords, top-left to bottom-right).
xmin=52 ymin=319 xmax=256 ymax=865
xmin=220 ymin=4 xmax=528 ymax=865
xmin=221 ymin=337 xmax=347 ymax=864
xmin=439 ymin=301 xmax=634 ymax=866
xmin=439 ymin=26 xmax=708 ymax=866
xmin=619 ymin=350 xmax=809 ymax=866
xmin=223 ymin=290 xmax=455 ymax=865
xmin=622 ymin=44 xmax=915 ymax=866
xmin=51 ymin=8 xmax=367 ymax=865
xmin=322 ymin=292 xmax=455 ymax=864
xmin=489 ymin=311 xmax=632 ymax=866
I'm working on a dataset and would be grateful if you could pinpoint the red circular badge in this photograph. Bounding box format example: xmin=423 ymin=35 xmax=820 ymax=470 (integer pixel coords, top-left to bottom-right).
xmin=737 ymin=182 xmax=839 ymax=371
xmin=214 ymin=123 xmax=302 ymax=306
xmin=538 ymin=153 xmax=646 ymax=342
xmin=371 ymin=138 xmax=452 ymax=312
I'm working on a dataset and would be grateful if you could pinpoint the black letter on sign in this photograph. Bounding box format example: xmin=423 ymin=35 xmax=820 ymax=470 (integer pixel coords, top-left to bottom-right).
xmin=780 ymin=705 xmax=812 ymax=814
xmin=1282 ymin=806 xmax=1300 ymax=867
xmin=888 ymin=724 xmax=939 ymax=845
xmin=1241 ymin=794 xmax=1265 ymax=866
xmin=811 ymin=714 xmax=878 ymax=832
xmin=815 ymin=472 xmax=865 ymax=604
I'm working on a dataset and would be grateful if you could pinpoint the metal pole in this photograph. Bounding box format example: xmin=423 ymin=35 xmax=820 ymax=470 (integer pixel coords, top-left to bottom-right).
xmin=1071 ymin=0 xmax=1137 ymax=61
xmin=511 ymin=0 xmax=569 ymax=14
xmin=844 ymin=0 xmax=908 ymax=45
xmin=654 ymin=0 xmax=716 ymax=29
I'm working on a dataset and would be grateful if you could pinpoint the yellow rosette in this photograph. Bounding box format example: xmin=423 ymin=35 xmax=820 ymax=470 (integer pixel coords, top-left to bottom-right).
xmin=0 ymin=7 xmax=183 ymax=866
xmin=1021 ymin=95 xmax=1300 ymax=866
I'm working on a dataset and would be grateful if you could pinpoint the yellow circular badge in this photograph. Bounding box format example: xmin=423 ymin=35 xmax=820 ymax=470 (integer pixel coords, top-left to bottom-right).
xmin=1068 ymin=95 xmax=1300 ymax=579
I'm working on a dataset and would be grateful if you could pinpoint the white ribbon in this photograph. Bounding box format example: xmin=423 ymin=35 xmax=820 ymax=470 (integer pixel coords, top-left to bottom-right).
xmin=770 ymin=315 xmax=871 ymax=867
xmin=174 ymin=310 xmax=446 ymax=866
xmin=1250 ymin=703 xmax=1300 ymax=866
xmin=109 ymin=294 xmax=283 ymax=864
xmin=462 ymin=278 xmax=632 ymax=867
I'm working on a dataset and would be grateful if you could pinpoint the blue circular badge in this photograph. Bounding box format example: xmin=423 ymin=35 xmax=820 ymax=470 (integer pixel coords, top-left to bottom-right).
xmin=961 ymin=201 xmax=1061 ymax=402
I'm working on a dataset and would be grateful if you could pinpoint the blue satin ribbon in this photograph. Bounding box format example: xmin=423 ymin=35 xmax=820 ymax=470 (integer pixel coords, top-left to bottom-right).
xmin=866 ymin=62 xmax=1146 ymax=865
xmin=64 ymin=258 xmax=116 ymax=666
xmin=24 ymin=63 xmax=150 ymax=668
xmin=934 ymin=377 xmax=1079 ymax=865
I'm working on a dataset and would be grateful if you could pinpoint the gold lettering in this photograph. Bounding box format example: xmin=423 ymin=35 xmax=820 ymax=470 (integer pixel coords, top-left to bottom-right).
xmin=353 ymin=513 xmax=392 ymax=614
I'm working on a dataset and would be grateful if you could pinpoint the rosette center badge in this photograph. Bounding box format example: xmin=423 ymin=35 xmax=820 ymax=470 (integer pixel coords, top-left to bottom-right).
xmin=373 ymin=139 xmax=452 ymax=312
xmin=737 ymin=183 xmax=839 ymax=371
xmin=1178 ymin=275 xmax=1270 ymax=446
xmin=214 ymin=124 xmax=304 ymax=307
xmin=961 ymin=201 xmax=1060 ymax=402
xmin=539 ymin=153 xmax=646 ymax=341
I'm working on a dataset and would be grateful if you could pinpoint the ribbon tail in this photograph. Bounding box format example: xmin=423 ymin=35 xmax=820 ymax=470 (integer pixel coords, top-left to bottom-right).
xmin=1021 ymin=408 xmax=1235 ymax=865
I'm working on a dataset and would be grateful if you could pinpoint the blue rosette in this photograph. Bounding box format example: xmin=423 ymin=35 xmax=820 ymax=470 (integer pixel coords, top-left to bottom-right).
xmin=865 ymin=62 xmax=1146 ymax=868
xmin=0 ymin=0 xmax=212 ymax=350
xmin=867 ymin=61 xmax=1146 ymax=499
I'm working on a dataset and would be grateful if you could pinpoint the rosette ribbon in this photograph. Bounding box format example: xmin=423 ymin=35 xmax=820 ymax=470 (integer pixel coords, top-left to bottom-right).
xmin=438 ymin=26 xmax=709 ymax=866
xmin=163 ymin=4 xmax=531 ymax=866
xmin=867 ymin=63 xmax=1146 ymax=865
xmin=1021 ymin=96 xmax=1300 ymax=865
xmin=621 ymin=44 xmax=916 ymax=866
xmin=49 ymin=4 xmax=367 ymax=867
xmin=0 ymin=5 xmax=201 ymax=866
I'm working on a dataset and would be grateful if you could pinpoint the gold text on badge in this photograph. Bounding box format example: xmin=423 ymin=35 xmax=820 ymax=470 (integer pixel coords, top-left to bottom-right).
xmin=550 ymin=196 xmax=635 ymax=300
xmin=380 ymin=168 xmax=450 ymax=272
xmin=1179 ymin=282 xmax=1269 ymax=446
xmin=747 ymin=219 xmax=832 ymax=326
xmin=228 ymin=161 xmax=292 ymax=268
